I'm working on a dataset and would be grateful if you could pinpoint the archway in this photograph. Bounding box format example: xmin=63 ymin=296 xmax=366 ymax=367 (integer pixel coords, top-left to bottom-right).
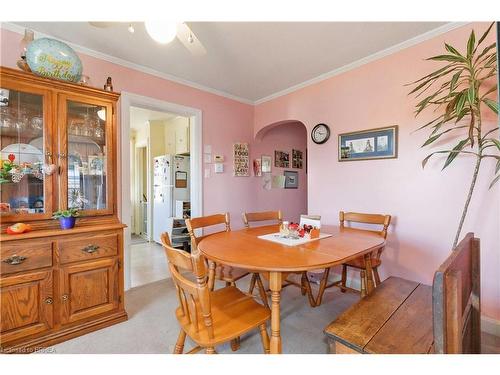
xmin=253 ymin=120 xmax=308 ymax=222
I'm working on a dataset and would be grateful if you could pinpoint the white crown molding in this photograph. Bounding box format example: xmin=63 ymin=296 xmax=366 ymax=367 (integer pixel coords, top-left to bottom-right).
xmin=1 ymin=22 xmax=470 ymax=106
xmin=0 ymin=22 xmax=255 ymax=106
xmin=254 ymin=22 xmax=470 ymax=105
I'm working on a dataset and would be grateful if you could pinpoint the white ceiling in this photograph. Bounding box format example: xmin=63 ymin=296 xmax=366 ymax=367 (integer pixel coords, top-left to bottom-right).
xmin=13 ymin=22 xmax=449 ymax=102
xmin=129 ymin=106 xmax=179 ymax=131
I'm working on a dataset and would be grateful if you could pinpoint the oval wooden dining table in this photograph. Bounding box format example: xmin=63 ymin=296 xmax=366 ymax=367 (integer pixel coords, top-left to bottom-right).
xmin=197 ymin=224 xmax=386 ymax=354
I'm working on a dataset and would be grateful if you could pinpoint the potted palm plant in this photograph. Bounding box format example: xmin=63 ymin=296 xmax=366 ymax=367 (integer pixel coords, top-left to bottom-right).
xmin=52 ymin=208 xmax=80 ymax=230
xmin=409 ymin=23 xmax=499 ymax=248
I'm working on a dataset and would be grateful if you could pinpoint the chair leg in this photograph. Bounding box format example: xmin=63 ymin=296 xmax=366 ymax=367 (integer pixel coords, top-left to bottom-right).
xmin=301 ymin=272 xmax=316 ymax=307
xmin=259 ymin=323 xmax=270 ymax=354
xmin=208 ymin=261 xmax=216 ymax=291
xmin=255 ymin=274 xmax=269 ymax=308
xmin=248 ymin=273 xmax=257 ymax=294
xmin=315 ymin=268 xmax=330 ymax=307
xmin=173 ymin=330 xmax=187 ymax=354
xmin=205 ymin=347 xmax=217 ymax=354
xmin=373 ymin=267 xmax=381 ymax=286
xmin=360 ymin=270 xmax=366 ymax=298
xmin=230 ymin=337 xmax=241 ymax=351
xmin=340 ymin=265 xmax=347 ymax=293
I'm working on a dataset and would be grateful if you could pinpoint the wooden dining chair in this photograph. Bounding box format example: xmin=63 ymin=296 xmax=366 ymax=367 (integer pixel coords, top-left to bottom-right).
xmin=186 ymin=213 xmax=252 ymax=289
xmin=160 ymin=233 xmax=271 ymax=354
xmin=315 ymin=211 xmax=391 ymax=306
xmin=242 ymin=210 xmax=316 ymax=307
xmin=242 ymin=210 xmax=283 ymax=228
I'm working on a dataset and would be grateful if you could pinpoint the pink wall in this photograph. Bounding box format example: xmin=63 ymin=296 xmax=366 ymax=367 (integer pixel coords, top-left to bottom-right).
xmin=251 ymin=121 xmax=308 ymax=221
xmin=255 ymin=23 xmax=500 ymax=320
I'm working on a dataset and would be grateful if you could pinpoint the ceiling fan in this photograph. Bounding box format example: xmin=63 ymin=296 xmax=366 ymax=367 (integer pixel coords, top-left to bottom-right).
xmin=88 ymin=21 xmax=207 ymax=56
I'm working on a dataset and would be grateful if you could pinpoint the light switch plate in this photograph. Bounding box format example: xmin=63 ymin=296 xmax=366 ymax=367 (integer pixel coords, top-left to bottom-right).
xmin=214 ymin=163 xmax=224 ymax=173
xmin=204 ymin=154 xmax=212 ymax=163
xmin=204 ymin=168 xmax=211 ymax=178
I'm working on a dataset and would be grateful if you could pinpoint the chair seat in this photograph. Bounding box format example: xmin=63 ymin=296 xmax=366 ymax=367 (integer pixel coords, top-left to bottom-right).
xmin=344 ymin=256 xmax=381 ymax=269
xmin=176 ymin=286 xmax=271 ymax=347
xmin=215 ymin=264 xmax=249 ymax=282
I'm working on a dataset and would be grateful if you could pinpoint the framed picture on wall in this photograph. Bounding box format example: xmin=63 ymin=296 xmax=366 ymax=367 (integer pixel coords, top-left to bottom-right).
xmin=292 ymin=149 xmax=303 ymax=169
xmin=284 ymin=170 xmax=298 ymax=189
xmin=338 ymin=125 xmax=398 ymax=161
xmin=261 ymin=155 xmax=272 ymax=173
xmin=233 ymin=142 xmax=249 ymax=176
xmin=274 ymin=150 xmax=290 ymax=168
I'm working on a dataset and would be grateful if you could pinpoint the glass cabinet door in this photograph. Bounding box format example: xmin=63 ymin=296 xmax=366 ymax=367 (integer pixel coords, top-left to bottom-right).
xmin=60 ymin=96 xmax=113 ymax=215
xmin=0 ymin=86 xmax=53 ymax=220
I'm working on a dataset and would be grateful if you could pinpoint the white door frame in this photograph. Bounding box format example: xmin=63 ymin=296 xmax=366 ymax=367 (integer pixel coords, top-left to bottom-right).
xmin=120 ymin=92 xmax=203 ymax=290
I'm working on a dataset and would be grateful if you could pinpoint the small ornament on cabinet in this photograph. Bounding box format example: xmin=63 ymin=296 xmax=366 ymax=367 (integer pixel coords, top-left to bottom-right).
xmin=104 ymin=77 xmax=113 ymax=91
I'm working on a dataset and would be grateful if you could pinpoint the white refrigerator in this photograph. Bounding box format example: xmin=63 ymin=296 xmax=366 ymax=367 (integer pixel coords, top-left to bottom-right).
xmin=152 ymin=155 xmax=190 ymax=243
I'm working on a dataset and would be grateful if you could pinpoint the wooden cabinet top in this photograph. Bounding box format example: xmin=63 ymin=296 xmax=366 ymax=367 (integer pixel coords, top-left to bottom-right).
xmin=1 ymin=66 xmax=120 ymax=101
xmin=0 ymin=222 xmax=126 ymax=242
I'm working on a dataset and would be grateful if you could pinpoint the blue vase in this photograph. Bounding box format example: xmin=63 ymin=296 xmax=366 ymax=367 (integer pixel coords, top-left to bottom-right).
xmin=59 ymin=217 xmax=76 ymax=230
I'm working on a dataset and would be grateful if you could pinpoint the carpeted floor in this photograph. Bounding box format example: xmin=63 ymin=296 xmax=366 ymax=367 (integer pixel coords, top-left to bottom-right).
xmin=47 ymin=276 xmax=500 ymax=354
xmin=48 ymin=276 xmax=360 ymax=354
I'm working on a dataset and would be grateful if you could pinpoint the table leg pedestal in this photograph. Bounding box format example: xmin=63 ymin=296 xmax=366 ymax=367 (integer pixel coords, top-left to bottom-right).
xmin=269 ymin=271 xmax=282 ymax=354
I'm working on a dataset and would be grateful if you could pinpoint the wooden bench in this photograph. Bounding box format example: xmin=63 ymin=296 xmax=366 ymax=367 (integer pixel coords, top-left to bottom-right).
xmin=324 ymin=233 xmax=481 ymax=354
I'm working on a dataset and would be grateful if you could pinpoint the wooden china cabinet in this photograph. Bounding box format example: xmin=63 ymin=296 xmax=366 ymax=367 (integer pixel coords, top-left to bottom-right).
xmin=0 ymin=67 xmax=127 ymax=353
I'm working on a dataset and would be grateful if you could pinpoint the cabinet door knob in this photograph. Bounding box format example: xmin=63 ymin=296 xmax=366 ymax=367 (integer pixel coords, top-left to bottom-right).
xmin=2 ymin=254 xmax=27 ymax=265
xmin=62 ymin=294 xmax=69 ymax=301
xmin=82 ymin=244 xmax=100 ymax=254
xmin=44 ymin=297 xmax=53 ymax=305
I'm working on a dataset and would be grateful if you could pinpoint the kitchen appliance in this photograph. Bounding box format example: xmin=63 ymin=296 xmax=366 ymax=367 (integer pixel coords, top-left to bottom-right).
xmin=152 ymin=154 xmax=190 ymax=243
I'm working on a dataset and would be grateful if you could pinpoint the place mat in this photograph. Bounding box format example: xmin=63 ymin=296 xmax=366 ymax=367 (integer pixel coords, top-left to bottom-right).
xmin=257 ymin=232 xmax=333 ymax=247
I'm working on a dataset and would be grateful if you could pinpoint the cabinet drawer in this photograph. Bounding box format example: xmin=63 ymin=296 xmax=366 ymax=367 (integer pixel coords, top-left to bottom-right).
xmin=57 ymin=233 xmax=118 ymax=264
xmin=1 ymin=241 xmax=53 ymax=275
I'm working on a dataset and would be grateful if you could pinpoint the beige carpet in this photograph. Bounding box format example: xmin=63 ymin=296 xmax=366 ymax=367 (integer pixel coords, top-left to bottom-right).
xmin=48 ymin=276 xmax=360 ymax=354
xmin=48 ymin=276 xmax=500 ymax=354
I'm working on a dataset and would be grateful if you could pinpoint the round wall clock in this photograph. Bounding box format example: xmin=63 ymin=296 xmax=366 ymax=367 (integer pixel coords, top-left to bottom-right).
xmin=311 ymin=123 xmax=331 ymax=144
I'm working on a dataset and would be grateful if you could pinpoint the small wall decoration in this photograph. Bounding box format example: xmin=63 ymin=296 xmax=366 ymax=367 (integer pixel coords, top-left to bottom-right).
xmin=26 ymin=38 xmax=83 ymax=83
xmin=292 ymin=149 xmax=303 ymax=169
xmin=271 ymin=175 xmax=285 ymax=189
xmin=263 ymin=173 xmax=272 ymax=190
xmin=261 ymin=155 xmax=272 ymax=173
xmin=233 ymin=142 xmax=249 ymax=176
xmin=284 ymin=170 xmax=299 ymax=189
xmin=274 ymin=150 xmax=290 ymax=168
xmin=253 ymin=158 xmax=262 ymax=176
xmin=339 ymin=125 xmax=398 ymax=161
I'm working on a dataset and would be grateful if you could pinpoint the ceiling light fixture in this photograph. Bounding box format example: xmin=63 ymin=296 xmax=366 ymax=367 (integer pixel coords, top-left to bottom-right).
xmin=145 ymin=21 xmax=178 ymax=44
xmin=128 ymin=24 xmax=135 ymax=33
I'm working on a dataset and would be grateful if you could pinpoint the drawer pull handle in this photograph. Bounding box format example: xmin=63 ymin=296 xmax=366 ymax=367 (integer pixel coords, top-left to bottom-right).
xmin=3 ymin=255 xmax=27 ymax=265
xmin=44 ymin=297 xmax=53 ymax=305
xmin=82 ymin=244 xmax=100 ymax=254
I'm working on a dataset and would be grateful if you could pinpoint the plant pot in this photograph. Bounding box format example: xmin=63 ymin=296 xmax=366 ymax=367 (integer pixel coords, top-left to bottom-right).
xmin=59 ymin=216 xmax=76 ymax=230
